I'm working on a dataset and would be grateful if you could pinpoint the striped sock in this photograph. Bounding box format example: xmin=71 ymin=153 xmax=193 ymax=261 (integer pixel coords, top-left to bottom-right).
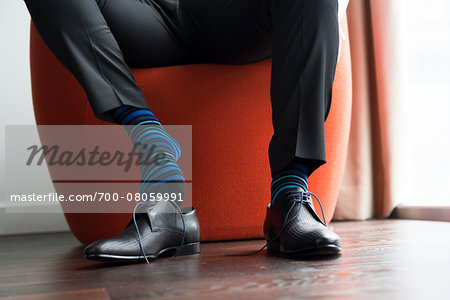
xmin=113 ymin=105 xmax=184 ymax=203
xmin=271 ymin=160 xmax=309 ymax=207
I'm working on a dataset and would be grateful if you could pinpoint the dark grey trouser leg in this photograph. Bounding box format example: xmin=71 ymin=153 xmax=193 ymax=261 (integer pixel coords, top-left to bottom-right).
xmin=23 ymin=0 xmax=189 ymax=122
xmin=265 ymin=0 xmax=340 ymax=176
xmin=178 ymin=0 xmax=340 ymax=176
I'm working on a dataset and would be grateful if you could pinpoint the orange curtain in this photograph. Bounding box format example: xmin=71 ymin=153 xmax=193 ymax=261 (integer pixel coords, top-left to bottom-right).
xmin=334 ymin=0 xmax=403 ymax=220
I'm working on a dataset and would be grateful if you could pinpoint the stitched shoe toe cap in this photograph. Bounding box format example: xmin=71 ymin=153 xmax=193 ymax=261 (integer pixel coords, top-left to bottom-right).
xmin=83 ymin=239 xmax=110 ymax=257
xmin=314 ymin=230 xmax=342 ymax=248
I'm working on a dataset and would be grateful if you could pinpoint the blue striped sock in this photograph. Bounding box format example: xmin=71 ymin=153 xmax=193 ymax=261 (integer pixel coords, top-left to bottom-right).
xmin=271 ymin=160 xmax=309 ymax=207
xmin=113 ymin=105 xmax=184 ymax=202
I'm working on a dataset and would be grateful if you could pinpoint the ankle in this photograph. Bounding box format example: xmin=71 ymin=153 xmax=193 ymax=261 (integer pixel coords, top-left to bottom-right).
xmin=270 ymin=158 xmax=310 ymax=207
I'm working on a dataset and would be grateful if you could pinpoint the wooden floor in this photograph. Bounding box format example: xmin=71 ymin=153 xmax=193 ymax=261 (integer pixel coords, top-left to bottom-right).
xmin=0 ymin=220 xmax=449 ymax=299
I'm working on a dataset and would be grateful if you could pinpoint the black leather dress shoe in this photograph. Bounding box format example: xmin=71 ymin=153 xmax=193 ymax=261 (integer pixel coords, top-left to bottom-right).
xmin=263 ymin=188 xmax=342 ymax=256
xmin=84 ymin=201 xmax=200 ymax=263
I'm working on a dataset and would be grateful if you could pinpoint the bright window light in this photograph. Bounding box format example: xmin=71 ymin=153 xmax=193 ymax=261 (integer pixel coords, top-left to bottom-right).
xmin=401 ymin=0 xmax=450 ymax=206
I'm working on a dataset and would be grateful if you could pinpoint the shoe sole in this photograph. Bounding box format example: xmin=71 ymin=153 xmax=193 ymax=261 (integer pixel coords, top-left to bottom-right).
xmin=84 ymin=242 xmax=200 ymax=263
xmin=267 ymin=239 xmax=342 ymax=257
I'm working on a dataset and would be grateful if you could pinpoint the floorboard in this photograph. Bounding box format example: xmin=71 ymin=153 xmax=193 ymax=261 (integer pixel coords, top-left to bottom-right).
xmin=0 ymin=220 xmax=449 ymax=299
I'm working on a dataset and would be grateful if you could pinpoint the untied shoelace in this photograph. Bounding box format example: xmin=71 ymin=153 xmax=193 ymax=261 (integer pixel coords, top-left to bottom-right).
xmin=133 ymin=200 xmax=186 ymax=264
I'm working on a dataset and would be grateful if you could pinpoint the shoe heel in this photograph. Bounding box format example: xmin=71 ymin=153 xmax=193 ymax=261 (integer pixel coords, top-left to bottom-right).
xmin=178 ymin=242 xmax=200 ymax=256
xmin=266 ymin=237 xmax=281 ymax=253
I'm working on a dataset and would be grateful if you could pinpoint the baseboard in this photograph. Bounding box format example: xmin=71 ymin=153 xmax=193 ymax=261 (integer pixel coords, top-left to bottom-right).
xmin=390 ymin=205 xmax=450 ymax=222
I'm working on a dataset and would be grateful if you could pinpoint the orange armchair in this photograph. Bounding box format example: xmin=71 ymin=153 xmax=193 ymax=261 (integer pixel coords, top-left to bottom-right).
xmin=29 ymin=16 xmax=352 ymax=245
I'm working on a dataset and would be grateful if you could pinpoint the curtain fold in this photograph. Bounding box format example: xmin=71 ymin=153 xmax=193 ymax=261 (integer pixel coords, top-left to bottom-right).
xmin=334 ymin=0 xmax=404 ymax=220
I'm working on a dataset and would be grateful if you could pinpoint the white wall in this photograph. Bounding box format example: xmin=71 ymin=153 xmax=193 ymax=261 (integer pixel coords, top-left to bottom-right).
xmin=0 ymin=0 xmax=69 ymax=235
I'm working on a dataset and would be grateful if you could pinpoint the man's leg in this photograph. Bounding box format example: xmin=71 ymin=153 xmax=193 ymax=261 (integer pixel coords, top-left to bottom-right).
xmin=178 ymin=0 xmax=342 ymax=255
xmin=267 ymin=0 xmax=340 ymax=176
xmin=24 ymin=0 xmax=190 ymax=122
xmin=24 ymin=0 xmax=189 ymax=200
xmin=178 ymin=0 xmax=339 ymax=174
xmin=23 ymin=0 xmax=201 ymax=262
xmin=262 ymin=0 xmax=342 ymax=255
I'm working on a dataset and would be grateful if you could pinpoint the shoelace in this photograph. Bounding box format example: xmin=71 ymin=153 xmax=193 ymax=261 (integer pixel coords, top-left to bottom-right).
xmin=133 ymin=200 xmax=186 ymax=264
xmin=224 ymin=190 xmax=326 ymax=257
